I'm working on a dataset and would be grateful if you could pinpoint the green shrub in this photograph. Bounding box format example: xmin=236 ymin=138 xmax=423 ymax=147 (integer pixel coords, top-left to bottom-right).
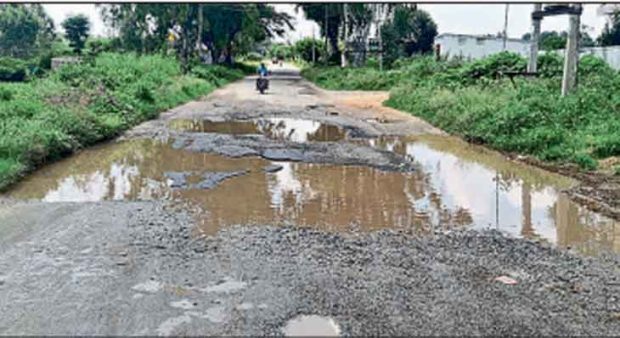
xmin=294 ymin=38 xmax=325 ymax=63
xmin=38 ymin=52 xmax=54 ymax=70
xmin=579 ymin=54 xmax=614 ymax=76
xmin=537 ymin=52 xmax=563 ymax=77
xmin=458 ymin=51 xmax=526 ymax=83
xmin=0 ymin=57 xmax=28 ymax=82
xmin=243 ymin=52 xmax=263 ymax=62
xmin=0 ymin=86 xmax=13 ymax=101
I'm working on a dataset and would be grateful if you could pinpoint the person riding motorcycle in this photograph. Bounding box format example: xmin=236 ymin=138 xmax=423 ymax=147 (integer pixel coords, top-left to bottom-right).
xmin=256 ymin=62 xmax=269 ymax=94
xmin=257 ymin=63 xmax=269 ymax=78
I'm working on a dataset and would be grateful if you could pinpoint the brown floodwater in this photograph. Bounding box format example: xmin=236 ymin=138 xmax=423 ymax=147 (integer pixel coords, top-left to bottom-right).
xmin=4 ymin=136 xmax=619 ymax=255
xmin=169 ymin=118 xmax=348 ymax=142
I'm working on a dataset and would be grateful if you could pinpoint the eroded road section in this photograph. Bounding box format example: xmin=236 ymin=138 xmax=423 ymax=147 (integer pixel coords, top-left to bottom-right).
xmin=0 ymin=65 xmax=619 ymax=335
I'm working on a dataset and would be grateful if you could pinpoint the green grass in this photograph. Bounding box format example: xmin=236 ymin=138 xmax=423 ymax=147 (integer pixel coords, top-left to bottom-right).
xmin=302 ymin=53 xmax=620 ymax=170
xmin=0 ymin=53 xmax=251 ymax=190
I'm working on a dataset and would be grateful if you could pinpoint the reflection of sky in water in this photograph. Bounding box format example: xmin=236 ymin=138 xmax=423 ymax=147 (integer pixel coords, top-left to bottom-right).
xmin=406 ymin=143 xmax=560 ymax=241
xmin=267 ymin=162 xmax=317 ymax=211
xmin=43 ymin=164 xmax=137 ymax=202
xmin=261 ymin=118 xmax=322 ymax=143
xmin=7 ymin=137 xmax=619 ymax=254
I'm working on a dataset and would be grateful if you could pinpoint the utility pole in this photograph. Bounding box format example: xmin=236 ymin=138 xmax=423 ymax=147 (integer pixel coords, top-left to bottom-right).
xmin=312 ymin=26 xmax=316 ymax=63
xmin=527 ymin=3 xmax=542 ymax=72
xmin=562 ymin=4 xmax=581 ymax=96
xmin=341 ymin=3 xmax=349 ymax=68
xmin=324 ymin=5 xmax=328 ymax=65
xmin=197 ymin=4 xmax=203 ymax=61
xmin=377 ymin=4 xmax=384 ymax=72
xmin=378 ymin=23 xmax=383 ymax=71
xmin=503 ymin=4 xmax=509 ymax=50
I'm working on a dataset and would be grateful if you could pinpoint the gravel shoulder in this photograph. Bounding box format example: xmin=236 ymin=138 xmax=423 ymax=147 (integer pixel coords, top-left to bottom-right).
xmin=1 ymin=200 xmax=619 ymax=335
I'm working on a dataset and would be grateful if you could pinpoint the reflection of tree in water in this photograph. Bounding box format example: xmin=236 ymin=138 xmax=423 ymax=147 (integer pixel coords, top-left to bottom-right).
xmin=306 ymin=124 xmax=346 ymax=142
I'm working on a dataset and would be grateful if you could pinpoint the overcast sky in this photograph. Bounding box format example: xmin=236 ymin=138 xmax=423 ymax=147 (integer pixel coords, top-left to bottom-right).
xmin=42 ymin=4 xmax=610 ymax=41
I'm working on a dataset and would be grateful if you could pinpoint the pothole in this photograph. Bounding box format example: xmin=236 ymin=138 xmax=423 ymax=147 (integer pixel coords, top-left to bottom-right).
xmin=170 ymin=117 xmax=347 ymax=142
xmin=3 ymin=135 xmax=618 ymax=255
xmin=282 ymin=315 xmax=341 ymax=336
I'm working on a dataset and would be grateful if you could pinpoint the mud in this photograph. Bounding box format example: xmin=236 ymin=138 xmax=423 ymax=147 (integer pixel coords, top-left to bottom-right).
xmin=1 ymin=64 xmax=619 ymax=335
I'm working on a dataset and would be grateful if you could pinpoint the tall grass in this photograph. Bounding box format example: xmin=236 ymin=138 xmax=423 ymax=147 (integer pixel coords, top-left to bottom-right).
xmin=0 ymin=53 xmax=250 ymax=189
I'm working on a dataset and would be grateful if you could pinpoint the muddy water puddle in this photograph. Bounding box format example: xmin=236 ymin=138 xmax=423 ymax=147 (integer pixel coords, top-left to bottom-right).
xmin=170 ymin=118 xmax=347 ymax=143
xmin=4 ymin=136 xmax=619 ymax=255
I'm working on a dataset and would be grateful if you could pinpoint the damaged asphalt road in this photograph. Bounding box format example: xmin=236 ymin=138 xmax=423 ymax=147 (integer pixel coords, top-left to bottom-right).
xmin=0 ymin=201 xmax=619 ymax=335
xmin=1 ymin=65 xmax=619 ymax=336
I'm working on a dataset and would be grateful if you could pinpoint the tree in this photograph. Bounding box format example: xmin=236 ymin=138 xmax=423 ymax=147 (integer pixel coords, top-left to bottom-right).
xmin=598 ymin=13 xmax=620 ymax=46
xmin=298 ymin=4 xmax=344 ymax=63
xmin=380 ymin=6 xmax=437 ymax=67
xmin=345 ymin=4 xmax=373 ymax=67
xmin=580 ymin=31 xmax=595 ymax=47
xmin=540 ymin=31 xmax=567 ymax=50
xmin=0 ymin=4 xmax=54 ymax=58
xmin=523 ymin=29 xmax=596 ymax=49
xmin=98 ymin=4 xmax=292 ymax=69
xmin=62 ymin=14 xmax=91 ymax=55
xmin=294 ymin=38 xmax=324 ymax=62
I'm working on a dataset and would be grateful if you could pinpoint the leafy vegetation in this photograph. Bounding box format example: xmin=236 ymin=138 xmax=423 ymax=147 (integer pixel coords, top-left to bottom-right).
xmin=0 ymin=57 xmax=28 ymax=82
xmin=61 ymin=14 xmax=91 ymax=55
xmin=598 ymin=12 xmax=620 ymax=46
xmin=97 ymin=4 xmax=292 ymax=70
xmin=297 ymin=4 xmax=437 ymax=67
xmin=0 ymin=4 xmax=55 ymax=58
xmin=293 ymin=38 xmax=325 ymax=63
xmin=0 ymin=53 xmax=251 ymax=189
xmin=303 ymin=53 xmax=620 ymax=170
xmin=381 ymin=6 xmax=437 ymax=67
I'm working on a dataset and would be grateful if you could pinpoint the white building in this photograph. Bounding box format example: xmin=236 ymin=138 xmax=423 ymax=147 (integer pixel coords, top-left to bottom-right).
xmin=436 ymin=33 xmax=531 ymax=60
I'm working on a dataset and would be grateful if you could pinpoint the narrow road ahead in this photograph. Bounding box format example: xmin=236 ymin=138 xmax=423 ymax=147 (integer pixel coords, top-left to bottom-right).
xmin=0 ymin=65 xmax=618 ymax=336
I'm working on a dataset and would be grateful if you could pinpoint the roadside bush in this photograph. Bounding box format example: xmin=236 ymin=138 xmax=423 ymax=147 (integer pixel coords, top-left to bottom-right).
xmin=294 ymin=38 xmax=325 ymax=63
xmin=537 ymin=52 xmax=563 ymax=77
xmin=458 ymin=51 xmax=526 ymax=83
xmin=86 ymin=38 xmax=115 ymax=56
xmin=302 ymin=66 xmax=400 ymax=91
xmin=579 ymin=54 xmax=614 ymax=76
xmin=243 ymin=52 xmax=263 ymax=62
xmin=0 ymin=57 xmax=28 ymax=82
xmin=0 ymin=86 xmax=13 ymax=101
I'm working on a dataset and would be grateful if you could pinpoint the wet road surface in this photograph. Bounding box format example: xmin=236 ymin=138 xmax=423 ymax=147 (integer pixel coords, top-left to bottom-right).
xmin=0 ymin=65 xmax=619 ymax=335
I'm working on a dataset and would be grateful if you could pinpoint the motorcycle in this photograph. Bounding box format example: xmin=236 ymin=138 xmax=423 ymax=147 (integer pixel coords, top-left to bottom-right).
xmin=256 ymin=75 xmax=269 ymax=94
